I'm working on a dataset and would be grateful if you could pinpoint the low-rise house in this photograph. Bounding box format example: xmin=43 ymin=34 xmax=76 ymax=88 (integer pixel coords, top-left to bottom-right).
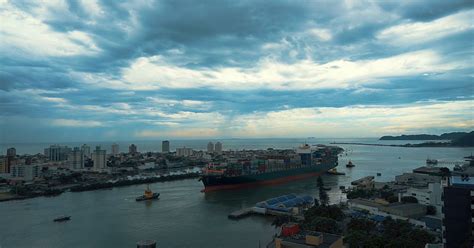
xmin=348 ymin=198 xmax=427 ymax=219
xmin=272 ymin=223 xmax=344 ymax=248
xmin=400 ymin=182 xmax=442 ymax=216
xmin=10 ymin=163 xmax=43 ymax=181
xmin=395 ymin=173 xmax=440 ymax=187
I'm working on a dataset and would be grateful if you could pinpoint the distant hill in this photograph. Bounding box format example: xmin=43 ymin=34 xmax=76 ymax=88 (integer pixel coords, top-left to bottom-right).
xmin=380 ymin=131 xmax=472 ymax=141
xmin=451 ymin=131 xmax=474 ymax=147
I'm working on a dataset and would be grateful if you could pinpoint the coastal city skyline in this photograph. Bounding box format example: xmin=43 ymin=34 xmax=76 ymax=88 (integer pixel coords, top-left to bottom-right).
xmin=1 ymin=0 xmax=473 ymax=143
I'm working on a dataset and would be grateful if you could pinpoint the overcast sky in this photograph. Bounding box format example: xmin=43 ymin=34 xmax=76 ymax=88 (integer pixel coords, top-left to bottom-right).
xmin=1 ymin=0 xmax=473 ymax=142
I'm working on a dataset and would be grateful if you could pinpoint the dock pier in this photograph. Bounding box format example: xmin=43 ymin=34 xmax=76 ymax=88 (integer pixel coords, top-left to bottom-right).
xmin=228 ymin=208 xmax=253 ymax=219
xmin=228 ymin=207 xmax=303 ymax=220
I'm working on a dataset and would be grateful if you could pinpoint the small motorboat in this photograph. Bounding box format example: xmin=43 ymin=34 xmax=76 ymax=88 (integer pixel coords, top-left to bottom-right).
xmin=54 ymin=216 xmax=71 ymax=222
xmin=346 ymin=160 xmax=355 ymax=168
xmin=136 ymin=185 xmax=160 ymax=202
xmin=377 ymin=173 xmax=382 ymax=176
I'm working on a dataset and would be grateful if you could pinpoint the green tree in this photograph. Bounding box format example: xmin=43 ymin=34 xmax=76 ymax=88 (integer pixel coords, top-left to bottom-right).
xmin=386 ymin=195 xmax=399 ymax=203
xmin=346 ymin=188 xmax=376 ymax=199
xmin=426 ymin=205 xmax=436 ymax=215
xmin=380 ymin=189 xmax=394 ymax=200
xmin=319 ymin=189 xmax=329 ymax=205
xmin=317 ymin=176 xmax=329 ymax=205
xmin=317 ymin=176 xmax=324 ymax=188
xmin=303 ymin=216 xmax=340 ymax=234
xmin=346 ymin=216 xmax=435 ymax=248
xmin=401 ymin=196 xmax=418 ymax=203
xmin=343 ymin=230 xmax=368 ymax=247
xmin=344 ymin=231 xmax=384 ymax=248
xmin=304 ymin=205 xmax=345 ymax=221
xmin=347 ymin=218 xmax=376 ymax=233
xmin=313 ymin=198 xmax=320 ymax=206
xmin=272 ymin=215 xmax=294 ymax=228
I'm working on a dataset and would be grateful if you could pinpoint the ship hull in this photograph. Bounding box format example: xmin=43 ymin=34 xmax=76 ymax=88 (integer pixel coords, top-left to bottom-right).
xmin=201 ymin=160 xmax=337 ymax=192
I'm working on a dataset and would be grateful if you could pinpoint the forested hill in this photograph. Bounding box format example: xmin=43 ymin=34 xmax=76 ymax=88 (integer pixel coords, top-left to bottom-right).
xmin=451 ymin=132 xmax=474 ymax=147
xmin=380 ymin=132 xmax=471 ymax=141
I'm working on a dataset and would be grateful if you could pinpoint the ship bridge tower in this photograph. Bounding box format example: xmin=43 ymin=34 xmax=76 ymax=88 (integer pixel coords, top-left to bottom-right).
xmin=297 ymin=144 xmax=312 ymax=166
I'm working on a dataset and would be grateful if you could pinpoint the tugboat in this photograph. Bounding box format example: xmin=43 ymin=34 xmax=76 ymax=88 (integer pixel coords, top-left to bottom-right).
xmin=53 ymin=216 xmax=71 ymax=222
xmin=326 ymin=168 xmax=345 ymax=175
xmin=136 ymin=185 xmax=160 ymax=202
xmin=426 ymin=158 xmax=438 ymax=165
xmin=346 ymin=160 xmax=355 ymax=168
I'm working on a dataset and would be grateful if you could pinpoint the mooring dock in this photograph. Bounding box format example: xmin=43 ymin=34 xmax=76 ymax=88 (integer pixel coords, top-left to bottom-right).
xmin=228 ymin=208 xmax=253 ymax=219
xmin=228 ymin=194 xmax=314 ymax=220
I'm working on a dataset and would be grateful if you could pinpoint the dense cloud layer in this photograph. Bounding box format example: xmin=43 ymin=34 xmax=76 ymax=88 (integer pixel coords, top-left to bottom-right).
xmin=0 ymin=0 xmax=473 ymax=142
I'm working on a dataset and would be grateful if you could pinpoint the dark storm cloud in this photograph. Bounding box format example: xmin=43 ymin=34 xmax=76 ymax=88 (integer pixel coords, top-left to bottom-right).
xmin=1 ymin=0 xmax=473 ymax=142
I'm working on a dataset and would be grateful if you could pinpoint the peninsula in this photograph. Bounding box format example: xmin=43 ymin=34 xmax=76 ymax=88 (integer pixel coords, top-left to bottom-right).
xmin=332 ymin=131 xmax=474 ymax=147
xmin=379 ymin=131 xmax=471 ymax=141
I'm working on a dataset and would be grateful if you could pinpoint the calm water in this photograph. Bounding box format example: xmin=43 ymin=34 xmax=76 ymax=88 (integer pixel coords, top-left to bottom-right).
xmin=0 ymin=139 xmax=472 ymax=248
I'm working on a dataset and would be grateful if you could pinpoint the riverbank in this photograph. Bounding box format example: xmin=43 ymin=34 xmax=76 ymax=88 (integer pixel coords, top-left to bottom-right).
xmin=70 ymin=173 xmax=200 ymax=192
xmin=0 ymin=193 xmax=31 ymax=202
xmin=0 ymin=173 xmax=201 ymax=202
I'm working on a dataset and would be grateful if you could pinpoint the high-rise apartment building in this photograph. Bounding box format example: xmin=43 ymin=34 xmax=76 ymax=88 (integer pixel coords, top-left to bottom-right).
xmin=207 ymin=142 xmax=214 ymax=153
xmin=7 ymin=147 xmax=16 ymax=157
xmin=81 ymin=144 xmax=91 ymax=158
xmin=215 ymin=142 xmax=223 ymax=154
xmin=176 ymin=147 xmax=193 ymax=157
xmin=5 ymin=147 xmax=16 ymax=173
xmin=442 ymin=174 xmax=474 ymax=248
xmin=44 ymin=145 xmax=71 ymax=161
xmin=111 ymin=143 xmax=119 ymax=156
xmin=92 ymin=146 xmax=107 ymax=171
xmin=0 ymin=158 xmax=7 ymax=174
xmin=68 ymin=147 xmax=84 ymax=170
xmin=129 ymin=144 xmax=137 ymax=154
xmin=162 ymin=140 xmax=170 ymax=153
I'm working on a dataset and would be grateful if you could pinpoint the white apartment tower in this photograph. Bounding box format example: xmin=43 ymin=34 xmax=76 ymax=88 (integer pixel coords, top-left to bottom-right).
xmin=10 ymin=163 xmax=43 ymax=181
xmin=215 ymin=142 xmax=223 ymax=154
xmin=207 ymin=142 xmax=214 ymax=153
xmin=176 ymin=147 xmax=193 ymax=157
xmin=92 ymin=146 xmax=107 ymax=171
